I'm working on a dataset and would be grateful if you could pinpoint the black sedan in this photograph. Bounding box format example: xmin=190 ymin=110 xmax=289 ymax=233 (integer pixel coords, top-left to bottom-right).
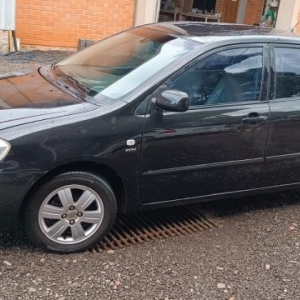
xmin=0 ymin=22 xmax=300 ymax=253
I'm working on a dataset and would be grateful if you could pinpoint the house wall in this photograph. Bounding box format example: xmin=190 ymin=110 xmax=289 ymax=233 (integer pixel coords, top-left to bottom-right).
xmin=236 ymin=0 xmax=248 ymax=24
xmin=275 ymin=0 xmax=300 ymax=33
xmin=14 ymin=0 xmax=300 ymax=49
xmin=0 ymin=30 xmax=8 ymax=53
xmin=135 ymin=0 xmax=160 ymax=26
xmin=292 ymin=0 xmax=300 ymax=33
xmin=216 ymin=0 xmax=264 ymax=24
xmin=297 ymin=9 xmax=300 ymax=33
xmin=215 ymin=0 xmax=224 ymax=14
xmin=16 ymin=0 xmax=135 ymax=48
xmin=243 ymin=0 xmax=264 ymax=25
xmin=276 ymin=1 xmax=293 ymax=31
xmin=292 ymin=1 xmax=300 ymax=34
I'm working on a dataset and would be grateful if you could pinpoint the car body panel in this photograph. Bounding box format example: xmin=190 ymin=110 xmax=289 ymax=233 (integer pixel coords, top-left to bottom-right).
xmin=0 ymin=171 xmax=44 ymax=230
xmin=0 ymin=101 xmax=146 ymax=211
xmin=0 ymin=71 xmax=80 ymax=109
xmin=1 ymin=22 xmax=300 ymax=230
xmin=261 ymin=43 xmax=300 ymax=186
xmin=0 ymin=70 xmax=99 ymax=131
xmin=141 ymin=101 xmax=270 ymax=204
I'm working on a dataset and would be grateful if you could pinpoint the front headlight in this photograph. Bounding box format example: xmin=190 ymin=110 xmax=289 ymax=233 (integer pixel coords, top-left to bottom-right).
xmin=0 ymin=139 xmax=11 ymax=161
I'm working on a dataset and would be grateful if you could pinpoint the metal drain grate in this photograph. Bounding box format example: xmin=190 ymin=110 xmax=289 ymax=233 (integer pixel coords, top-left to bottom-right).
xmin=92 ymin=205 xmax=218 ymax=252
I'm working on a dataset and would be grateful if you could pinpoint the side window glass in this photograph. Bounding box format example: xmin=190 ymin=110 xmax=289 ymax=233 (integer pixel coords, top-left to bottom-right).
xmin=274 ymin=48 xmax=300 ymax=99
xmin=168 ymin=47 xmax=263 ymax=107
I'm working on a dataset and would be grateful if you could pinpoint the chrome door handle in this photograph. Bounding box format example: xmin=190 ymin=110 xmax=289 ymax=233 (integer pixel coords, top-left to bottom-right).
xmin=242 ymin=115 xmax=268 ymax=127
xmin=243 ymin=115 xmax=268 ymax=124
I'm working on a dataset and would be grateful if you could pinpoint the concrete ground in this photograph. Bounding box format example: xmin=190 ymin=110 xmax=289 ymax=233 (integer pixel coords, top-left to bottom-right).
xmin=1 ymin=51 xmax=300 ymax=300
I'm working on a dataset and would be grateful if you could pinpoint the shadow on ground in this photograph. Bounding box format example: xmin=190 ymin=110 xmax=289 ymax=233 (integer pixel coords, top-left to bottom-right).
xmin=1 ymin=190 xmax=300 ymax=252
xmin=0 ymin=230 xmax=33 ymax=252
xmin=201 ymin=190 xmax=300 ymax=218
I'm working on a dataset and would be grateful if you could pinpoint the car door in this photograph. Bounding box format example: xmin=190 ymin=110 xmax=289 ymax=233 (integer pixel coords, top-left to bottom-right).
xmin=140 ymin=45 xmax=270 ymax=205
xmin=261 ymin=44 xmax=300 ymax=187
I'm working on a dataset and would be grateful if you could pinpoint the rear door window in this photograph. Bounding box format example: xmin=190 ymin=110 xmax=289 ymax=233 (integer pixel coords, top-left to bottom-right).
xmin=274 ymin=47 xmax=300 ymax=100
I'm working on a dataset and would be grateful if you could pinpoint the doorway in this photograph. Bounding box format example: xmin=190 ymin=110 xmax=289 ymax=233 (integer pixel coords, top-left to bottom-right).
xmin=221 ymin=0 xmax=239 ymax=23
xmin=159 ymin=0 xmax=220 ymax=22
xmin=193 ymin=0 xmax=217 ymax=13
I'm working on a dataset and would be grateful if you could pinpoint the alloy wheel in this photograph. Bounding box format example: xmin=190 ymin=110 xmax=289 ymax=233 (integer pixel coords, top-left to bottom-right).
xmin=38 ymin=184 xmax=104 ymax=245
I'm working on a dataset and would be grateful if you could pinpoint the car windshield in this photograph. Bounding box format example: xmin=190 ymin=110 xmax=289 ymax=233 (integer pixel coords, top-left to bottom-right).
xmin=55 ymin=27 xmax=199 ymax=105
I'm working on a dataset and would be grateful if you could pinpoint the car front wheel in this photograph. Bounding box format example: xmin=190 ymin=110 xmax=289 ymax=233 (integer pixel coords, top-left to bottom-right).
xmin=24 ymin=171 xmax=117 ymax=253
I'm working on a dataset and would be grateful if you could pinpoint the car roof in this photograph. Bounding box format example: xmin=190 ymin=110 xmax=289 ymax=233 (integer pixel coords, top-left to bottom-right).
xmin=144 ymin=22 xmax=300 ymax=44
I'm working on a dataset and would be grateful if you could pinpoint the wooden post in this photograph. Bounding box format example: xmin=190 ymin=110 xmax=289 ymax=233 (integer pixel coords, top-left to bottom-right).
xmin=183 ymin=0 xmax=193 ymax=12
xmin=8 ymin=31 xmax=13 ymax=52
xmin=11 ymin=30 xmax=18 ymax=52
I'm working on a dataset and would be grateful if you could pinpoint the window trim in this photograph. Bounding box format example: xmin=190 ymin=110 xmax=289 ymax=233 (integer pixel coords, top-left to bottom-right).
xmin=161 ymin=99 xmax=269 ymax=117
xmin=270 ymin=44 xmax=300 ymax=102
xmin=163 ymin=43 xmax=268 ymax=111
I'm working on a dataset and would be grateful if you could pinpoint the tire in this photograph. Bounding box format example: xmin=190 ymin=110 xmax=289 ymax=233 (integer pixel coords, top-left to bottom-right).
xmin=24 ymin=171 xmax=117 ymax=253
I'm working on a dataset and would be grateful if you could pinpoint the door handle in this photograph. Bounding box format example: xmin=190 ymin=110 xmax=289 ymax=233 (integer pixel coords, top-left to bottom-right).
xmin=242 ymin=115 xmax=268 ymax=126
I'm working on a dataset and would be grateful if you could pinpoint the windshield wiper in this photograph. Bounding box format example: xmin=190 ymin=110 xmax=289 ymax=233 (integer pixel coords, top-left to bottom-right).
xmin=52 ymin=65 xmax=89 ymax=93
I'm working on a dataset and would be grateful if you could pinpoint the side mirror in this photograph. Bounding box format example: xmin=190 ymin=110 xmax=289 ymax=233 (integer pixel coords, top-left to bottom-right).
xmin=156 ymin=90 xmax=189 ymax=112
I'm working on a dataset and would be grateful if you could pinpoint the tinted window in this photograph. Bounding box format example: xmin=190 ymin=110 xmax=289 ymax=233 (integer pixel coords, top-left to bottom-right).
xmin=274 ymin=47 xmax=300 ymax=99
xmin=168 ymin=47 xmax=263 ymax=107
xmin=56 ymin=28 xmax=199 ymax=103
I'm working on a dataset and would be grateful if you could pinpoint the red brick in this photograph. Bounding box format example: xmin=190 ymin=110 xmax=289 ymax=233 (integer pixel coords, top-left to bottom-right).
xmin=16 ymin=0 xmax=135 ymax=48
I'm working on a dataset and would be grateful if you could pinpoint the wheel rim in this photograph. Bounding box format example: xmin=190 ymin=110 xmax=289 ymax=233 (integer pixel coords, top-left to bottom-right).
xmin=38 ymin=184 xmax=104 ymax=245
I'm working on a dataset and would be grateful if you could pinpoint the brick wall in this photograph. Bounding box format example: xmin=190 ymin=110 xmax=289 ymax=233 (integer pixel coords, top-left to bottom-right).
xmin=243 ymin=0 xmax=264 ymax=25
xmin=16 ymin=0 xmax=135 ymax=48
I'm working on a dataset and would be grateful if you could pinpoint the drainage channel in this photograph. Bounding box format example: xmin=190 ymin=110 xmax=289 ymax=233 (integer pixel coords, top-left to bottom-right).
xmin=92 ymin=205 xmax=218 ymax=252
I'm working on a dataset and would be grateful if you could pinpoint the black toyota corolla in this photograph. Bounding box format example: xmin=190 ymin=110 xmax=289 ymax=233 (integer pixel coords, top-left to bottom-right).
xmin=1 ymin=22 xmax=300 ymax=253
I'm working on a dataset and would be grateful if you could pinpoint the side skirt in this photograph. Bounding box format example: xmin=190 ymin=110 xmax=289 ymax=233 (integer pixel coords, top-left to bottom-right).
xmin=139 ymin=182 xmax=300 ymax=211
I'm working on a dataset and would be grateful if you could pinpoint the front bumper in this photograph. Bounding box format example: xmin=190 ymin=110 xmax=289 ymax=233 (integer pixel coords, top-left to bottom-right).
xmin=0 ymin=171 xmax=44 ymax=230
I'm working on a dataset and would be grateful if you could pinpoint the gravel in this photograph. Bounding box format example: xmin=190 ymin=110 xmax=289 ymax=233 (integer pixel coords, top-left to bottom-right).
xmin=0 ymin=50 xmax=73 ymax=73
xmin=1 ymin=51 xmax=300 ymax=300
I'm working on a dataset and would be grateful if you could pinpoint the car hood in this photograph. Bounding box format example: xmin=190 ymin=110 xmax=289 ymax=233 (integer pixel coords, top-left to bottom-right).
xmin=0 ymin=69 xmax=82 ymax=109
xmin=0 ymin=70 xmax=97 ymax=130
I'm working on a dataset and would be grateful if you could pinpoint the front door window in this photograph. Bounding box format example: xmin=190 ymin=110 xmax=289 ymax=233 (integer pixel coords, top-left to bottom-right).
xmin=168 ymin=47 xmax=263 ymax=107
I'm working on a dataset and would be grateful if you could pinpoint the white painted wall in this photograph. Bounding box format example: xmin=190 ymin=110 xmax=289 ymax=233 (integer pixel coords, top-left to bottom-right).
xmin=276 ymin=0 xmax=300 ymax=31
xmin=135 ymin=0 xmax=161 ymax=26
xmin=236 ymin=0 xmax=248 ymax=24
xmin=0 ymin=0 xmax=16 ymax=30
xmin=291 ymin=0 xmax=300 ymax=31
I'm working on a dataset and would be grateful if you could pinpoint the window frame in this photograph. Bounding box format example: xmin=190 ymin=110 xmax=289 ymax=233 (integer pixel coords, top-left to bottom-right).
xmin=270 ymin=44 xmax=300 ymax=103
xmin=163 ymin=43 xmax=269 ymax=111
